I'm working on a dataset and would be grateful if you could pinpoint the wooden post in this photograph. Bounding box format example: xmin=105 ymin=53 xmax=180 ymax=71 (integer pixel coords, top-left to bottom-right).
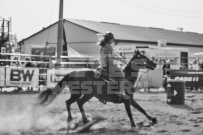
xmin=56 ymin=0 xmax=64 ymax=68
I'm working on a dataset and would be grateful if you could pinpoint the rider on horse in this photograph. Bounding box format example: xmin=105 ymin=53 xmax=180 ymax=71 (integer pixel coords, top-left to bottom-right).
xmin=38 ymin=35 xmax=158 ymax=126
xmin=97 ymin=31 xmax=127 ymax=95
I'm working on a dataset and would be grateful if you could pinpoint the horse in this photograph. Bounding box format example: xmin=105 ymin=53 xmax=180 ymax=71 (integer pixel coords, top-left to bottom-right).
xmin=38 ymin=50 xmax=157 ymax=127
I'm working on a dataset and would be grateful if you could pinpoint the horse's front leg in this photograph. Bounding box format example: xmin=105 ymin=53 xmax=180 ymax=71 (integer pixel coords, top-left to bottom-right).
xmin=77 ymin=94 xmax=93 ymax=124
xmin=121 ymin=95 xmax=136 ymax=127
xmin=130 ymin=98 xmax=157 ymax=124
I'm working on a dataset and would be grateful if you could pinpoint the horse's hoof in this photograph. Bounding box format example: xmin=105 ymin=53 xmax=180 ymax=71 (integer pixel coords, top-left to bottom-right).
xmin=152 ymin=118 xmax=158 ymax=124
xmin=131 ymin=123 xmax=136 ymax=127
xmin=83 ymin=119 xmax=90 ymax=124
xmin=67 ymin=117 xmax=73 ymax=123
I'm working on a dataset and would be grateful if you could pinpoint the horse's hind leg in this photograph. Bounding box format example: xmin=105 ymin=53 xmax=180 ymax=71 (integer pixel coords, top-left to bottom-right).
xmin=130 ymin=98 xmax=157 ymax=124
xmin=120 ymin=95 xmax=136 ymax=127
xmin=66 ymin=94 xmax=81 ymax=122
xmin=77 ymin=94 xmax=93 ymax=124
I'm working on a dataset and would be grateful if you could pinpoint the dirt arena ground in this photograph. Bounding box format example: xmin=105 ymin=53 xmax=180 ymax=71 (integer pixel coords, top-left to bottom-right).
xmin=0 ymin=91 xmax=203 ymax=135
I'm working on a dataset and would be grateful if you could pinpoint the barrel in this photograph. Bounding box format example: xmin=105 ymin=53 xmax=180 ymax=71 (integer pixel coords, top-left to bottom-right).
xmin=166 ymin=79 xmax=185 ymax=104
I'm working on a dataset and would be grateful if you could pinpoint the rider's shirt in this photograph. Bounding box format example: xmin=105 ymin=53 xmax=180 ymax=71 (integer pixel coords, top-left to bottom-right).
xmin=100 ymin=44 xmax=114 ymax=68
xmin=100 ymin=44 xmax=127 ymax=69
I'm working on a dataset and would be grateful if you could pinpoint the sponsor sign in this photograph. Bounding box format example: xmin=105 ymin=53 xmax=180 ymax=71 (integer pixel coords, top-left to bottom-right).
xmin=47 ymin=68 xmax=77 ymax=88
xmin=170 ymin=70 xmax=203 ymax=87
xmin=115 ymin=45 xmax=135 ymax=53
xmin=6 ymin=67 xmax=39 ymax=87
xmin=0 ymin=67 xmax=5 ymax=87
xmin=47 ymin=68 xmax=92 ymax=88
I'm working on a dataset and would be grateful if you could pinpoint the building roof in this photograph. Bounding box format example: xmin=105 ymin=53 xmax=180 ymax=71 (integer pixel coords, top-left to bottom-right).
xmin=20 ymin=19 xmax=203 ymax=47
xmin=66 ymin=19 xmax=203 ymax=46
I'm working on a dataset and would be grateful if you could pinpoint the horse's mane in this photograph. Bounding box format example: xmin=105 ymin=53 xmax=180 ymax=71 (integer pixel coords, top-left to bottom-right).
xmin=123 ymin=53 xmax=139 ymax=72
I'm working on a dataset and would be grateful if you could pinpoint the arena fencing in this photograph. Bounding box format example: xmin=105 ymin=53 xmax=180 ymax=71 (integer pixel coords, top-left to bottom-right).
xmin=1 ymin=66 xmax=203 ymax=92
xmin=0 ymin=66 xmax=163 ymax=92
xmin=1 ymin=53 xmax=203 ymax=92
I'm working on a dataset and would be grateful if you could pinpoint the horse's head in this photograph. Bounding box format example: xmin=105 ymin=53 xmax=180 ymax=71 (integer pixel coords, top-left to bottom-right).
xmin=132 ymin=49 xmax=156 ymax=70
xmin=123 ymin=49 xmax=156 ymax=82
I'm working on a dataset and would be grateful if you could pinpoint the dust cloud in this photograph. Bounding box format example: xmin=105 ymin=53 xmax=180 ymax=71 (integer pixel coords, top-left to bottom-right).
xmin=0 ymin=96 xmax=67 ymax=135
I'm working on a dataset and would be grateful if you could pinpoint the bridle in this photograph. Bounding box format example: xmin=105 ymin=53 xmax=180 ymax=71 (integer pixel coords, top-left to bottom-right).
xmin=123 ymin=53 xmax=149 ymax=82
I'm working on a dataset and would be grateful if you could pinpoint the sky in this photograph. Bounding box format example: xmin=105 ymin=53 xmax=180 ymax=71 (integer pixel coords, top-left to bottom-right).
xmin=1 ymin=0 xmax=203 ymax=40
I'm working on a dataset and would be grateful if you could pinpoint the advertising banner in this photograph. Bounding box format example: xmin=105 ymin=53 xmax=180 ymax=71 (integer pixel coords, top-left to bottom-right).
xmin=47 ymin=68 xmax=82 ymax=88
xmin=170 ymin=70 xmax=203 ymax=87
xmin=47 ymin=68 xmax=92 ymax=89
xmin=0 ymin=67 xmax=5 ymax=87
xmin=6 ymin=67 xmax=39 ymax=87
xmin=115 ymin=45 xmax=135 ymax=53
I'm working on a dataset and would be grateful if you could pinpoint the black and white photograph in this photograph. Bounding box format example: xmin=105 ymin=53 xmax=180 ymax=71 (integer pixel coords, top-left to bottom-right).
xmin=0 ymin=0 xmax=203 ymax=134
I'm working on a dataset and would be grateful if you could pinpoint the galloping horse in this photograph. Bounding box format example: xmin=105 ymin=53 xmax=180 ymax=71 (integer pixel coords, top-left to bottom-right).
xmin=38 ymin=50 xmax=157 ymax=127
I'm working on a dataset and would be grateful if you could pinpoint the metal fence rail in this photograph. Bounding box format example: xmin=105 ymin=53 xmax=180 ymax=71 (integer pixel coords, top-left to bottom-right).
xmin=1 ymin=53 xmax=203 ymax=92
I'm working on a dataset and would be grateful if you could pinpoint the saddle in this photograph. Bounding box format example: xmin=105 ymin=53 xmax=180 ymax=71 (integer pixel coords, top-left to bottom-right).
xmin=94 ymin=68 xmax=122 ymax=104
xmin=95 ymin=67 xmax=117 ymax=83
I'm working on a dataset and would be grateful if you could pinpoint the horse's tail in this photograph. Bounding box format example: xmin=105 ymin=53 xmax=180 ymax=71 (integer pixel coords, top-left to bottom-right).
xmin=38 ymin=74 xmax=70 ymax=105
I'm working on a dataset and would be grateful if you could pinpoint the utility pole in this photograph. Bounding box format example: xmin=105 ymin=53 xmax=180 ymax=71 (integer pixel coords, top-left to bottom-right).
xmin=56 ymin=0 xmax=64 ymax=67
